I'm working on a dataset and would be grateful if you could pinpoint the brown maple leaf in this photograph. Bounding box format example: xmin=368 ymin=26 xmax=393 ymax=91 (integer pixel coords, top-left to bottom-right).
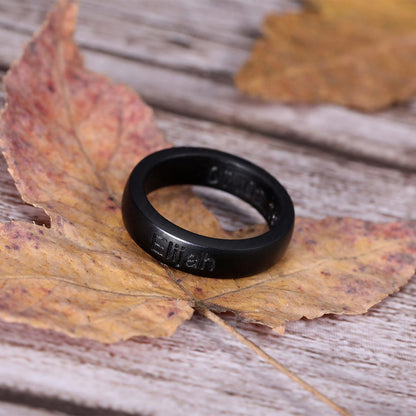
xmin=0 ymin=0 xmax=415 ymax=344
xmin=235 ymin=0 xmax=416 ymax=111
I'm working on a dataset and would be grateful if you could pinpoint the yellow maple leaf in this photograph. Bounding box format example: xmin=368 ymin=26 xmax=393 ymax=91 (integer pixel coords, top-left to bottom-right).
xmin=235 ymin=0 xmax=416 ymax=111
xmin=0 ymin=0 xmax=415 ymax=344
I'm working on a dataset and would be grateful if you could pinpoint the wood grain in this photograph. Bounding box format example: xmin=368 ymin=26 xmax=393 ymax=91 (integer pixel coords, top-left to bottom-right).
xmin=0 ymin=1 xmax=415 ymax=416
xmin=0 ymin=0 xmax=414 ymax=171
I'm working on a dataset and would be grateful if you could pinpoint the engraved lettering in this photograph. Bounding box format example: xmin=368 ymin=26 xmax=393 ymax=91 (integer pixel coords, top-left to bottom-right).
xmin=167 ymin=242 xmax=185 ymax=266
xmin=206 ymin=166 xmax=277 ymax=222
xmin=185 ymin=253 xmax=199 ymax=269
xmin=151 ymin=233 xmax=168 ymax=256
xmin=166 ymin=241 xmax=173 ymax=259
xmin=266 ymin=202 xmax=279 ymax=226
xmin=253 ymin=187 xmax=265 ymax=205
xmin=207 ymin=165 xmax=237 ymax=191
xmin=232 ymin=174 xmax=247 ymax=197
xmin=201 ymin=252 xmax=215 ymax=272
xmin=244 ymin=180 xmax=256 ymax=199
xmin=268 ymin=211 xmax=279 ymax=226
xmin=222 ymin=169 xmax=233 ymax=189
xmin=207 ymin=165 xmax=219 ymax=185
xmin=150 ymin=233 xmax=216 ymax=273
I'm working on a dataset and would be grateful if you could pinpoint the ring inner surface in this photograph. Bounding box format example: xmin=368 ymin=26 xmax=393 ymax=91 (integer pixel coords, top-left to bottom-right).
xmin=143 ymin=155 xmax=281 ymax=229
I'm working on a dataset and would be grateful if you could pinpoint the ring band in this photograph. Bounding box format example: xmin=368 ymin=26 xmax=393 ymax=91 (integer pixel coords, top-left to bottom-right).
xmin=122 ymin=147 xmax=295 ymax=278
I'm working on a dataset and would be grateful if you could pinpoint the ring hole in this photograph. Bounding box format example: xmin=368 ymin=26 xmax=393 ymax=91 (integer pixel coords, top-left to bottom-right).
xmin=193 ymin=186 xmax=265 ymax=231
xmin=147 ymin=185 xmax=268 ymax=239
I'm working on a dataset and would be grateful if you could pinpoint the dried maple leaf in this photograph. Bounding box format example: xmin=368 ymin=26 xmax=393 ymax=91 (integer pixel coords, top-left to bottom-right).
xmin=0 ymin=0 xmax=415 ymax=343
xmin=235 ymin=0 xmax=416 ymax=111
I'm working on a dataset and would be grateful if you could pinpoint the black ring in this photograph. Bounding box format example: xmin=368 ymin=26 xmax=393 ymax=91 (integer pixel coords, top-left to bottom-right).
xmin=122 ymin=147 xmax=295 ymax=278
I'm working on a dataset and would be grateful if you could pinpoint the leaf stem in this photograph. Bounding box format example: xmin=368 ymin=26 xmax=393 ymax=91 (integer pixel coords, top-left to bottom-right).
xmin=197 ymin=305 xmax=351 ymax=416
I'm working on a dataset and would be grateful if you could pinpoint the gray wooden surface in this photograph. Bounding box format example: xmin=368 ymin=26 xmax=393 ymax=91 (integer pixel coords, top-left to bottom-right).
xmin=0 ymin=1 xmax=415 ymax=415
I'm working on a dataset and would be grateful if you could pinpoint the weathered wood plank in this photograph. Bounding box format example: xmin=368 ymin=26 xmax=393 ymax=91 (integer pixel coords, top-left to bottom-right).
xmin=0 ymin=0 xmax=299 ymax=49
xmin=0 ymin=0 xmax=414 ymax=171
xmin=0 ymin=153 xmax=49 ymax=225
